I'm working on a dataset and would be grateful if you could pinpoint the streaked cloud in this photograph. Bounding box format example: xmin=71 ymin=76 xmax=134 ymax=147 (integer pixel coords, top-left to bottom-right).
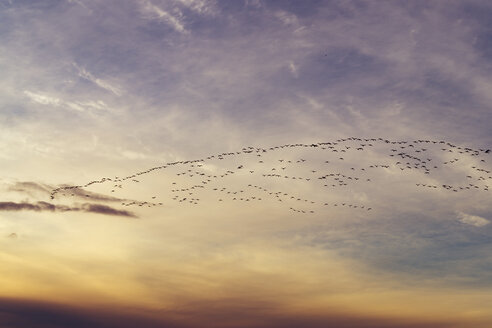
xmin=177 ymin=0 xmax=217 ymax=16
xmin=0 ymin=201 xmax=137 ymax=218
xmin=139 ymin=0 xmax=188 ymax=34
xmin=274 ymin=10 xmax=300 ymax=27
xmin=67 ymin=0 xmax=89 ymax=10
xmin=73 ymin=64 xmax=123 ymax=96
xmin=24 ymin=91 xmax=62 ymax=106
xmin=24 ymin=90 xmax=111 ymax=113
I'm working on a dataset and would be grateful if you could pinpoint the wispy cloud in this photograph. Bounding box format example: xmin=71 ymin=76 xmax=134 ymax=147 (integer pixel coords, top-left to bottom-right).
xmin=139 ymin=0 xmax=188 ymax=34
xmin=24 ymin=90 xmax=111 ymax=113
xmin=458 ymin=212 xmax=490 ymax=227
xmin=177 ymin=0 xmax=217 ymax=16
xmin=23 ymin=91 xmax=62 ymax=107
xmin=8 ymin=181 xmax=53 ymax=198
xmin=73 ymin=64 xmax=123 ymax=96
xmin=274 ymin=10 xmax=300 ymax=27
xmin=67 ymin=0 xmax=89 ymax=11
xmin=288 ymin=61 xmax=298 ymax=78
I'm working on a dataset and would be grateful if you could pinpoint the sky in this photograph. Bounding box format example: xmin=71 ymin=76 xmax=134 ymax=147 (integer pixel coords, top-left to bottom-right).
xmin=0 ymin=0 xmax=491 ymax=327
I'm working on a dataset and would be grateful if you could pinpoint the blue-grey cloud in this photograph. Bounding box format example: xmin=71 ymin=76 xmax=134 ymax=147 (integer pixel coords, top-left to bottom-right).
xmin=0 ymin=201 xmax=137 ymax=218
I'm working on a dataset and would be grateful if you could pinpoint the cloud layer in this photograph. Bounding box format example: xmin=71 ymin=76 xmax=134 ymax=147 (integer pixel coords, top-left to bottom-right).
xmin=0 ymin=296 xmax=465 ymax=328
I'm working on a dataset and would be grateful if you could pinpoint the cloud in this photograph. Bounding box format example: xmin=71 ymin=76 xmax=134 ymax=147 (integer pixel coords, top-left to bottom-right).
xmin=24 ymin=90 xmax=111 ymax=113
xmin=8 ymin=181 xmax=52 ymax=195
xmin=288 ymin=61 xmax=298 ymax=78
xmin=23 ymin=91 xmax=62 ymax=106
xmin=0 ymin=201 xmax=55 ymax=212
xmin=0 ymin=298 xmax=181 ymax=328
xmin=245 ymin=0 xmax=262 ymax=9
xmin=0 ymin=201 xmax=137 ymax=218
xmin=458 ymin=212 xmax=490 ymax=227
xmin=55 ymin=186 xmax=126 ymax=203
xmin=74 ymin=64 xmax=123 ymax=96
xmin=8 ymin=181 xmax=125 ymax=203
xmin=67 ymin=0 xmax=89 ymax=10
xmin=176 ymin=0 xmax=217 ymax=16
xmin=81 ymin=203 xmax=137 ymax=218
xmin=139 ymin=0 xmax=188 ymax=34
xmin=274 ymin=10 xmax=300 ymax=27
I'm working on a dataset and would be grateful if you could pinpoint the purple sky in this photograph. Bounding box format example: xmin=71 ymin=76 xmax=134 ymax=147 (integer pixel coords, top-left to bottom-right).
xmin=0 ymin=1 xmax=491 ymax=327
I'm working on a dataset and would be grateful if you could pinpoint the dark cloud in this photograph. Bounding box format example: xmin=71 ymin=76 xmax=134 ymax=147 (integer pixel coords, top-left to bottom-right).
xmin=60 ymin=186 xmax=126 ymax=202
xmin=0 ymin=201 xmax=136 ymax=218
xmin=0 ymin=297 xmax=463 ymax=328
xmin=0 ymin=201 xmax=52 ymax=212
xmin=81 ymin=203 xmax=137 ymax=218
xmin=8 ymin=181 xmax=53 ymax=198
xmin=7 ymin=233 xmax=17 ymax=239
xmin=9 ymin=181 xmax=52 ymax=193
xmin=0 ymin=298 xmax=182 ymax=328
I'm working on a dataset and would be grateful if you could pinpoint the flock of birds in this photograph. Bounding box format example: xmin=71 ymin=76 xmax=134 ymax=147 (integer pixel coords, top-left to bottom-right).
xmin=50 ymin=137 xmax=491 ymax=215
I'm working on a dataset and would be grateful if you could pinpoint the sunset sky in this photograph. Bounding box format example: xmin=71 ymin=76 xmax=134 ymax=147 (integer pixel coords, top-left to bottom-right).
xmin=0 ymin=1 xmax=491 ymax=327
